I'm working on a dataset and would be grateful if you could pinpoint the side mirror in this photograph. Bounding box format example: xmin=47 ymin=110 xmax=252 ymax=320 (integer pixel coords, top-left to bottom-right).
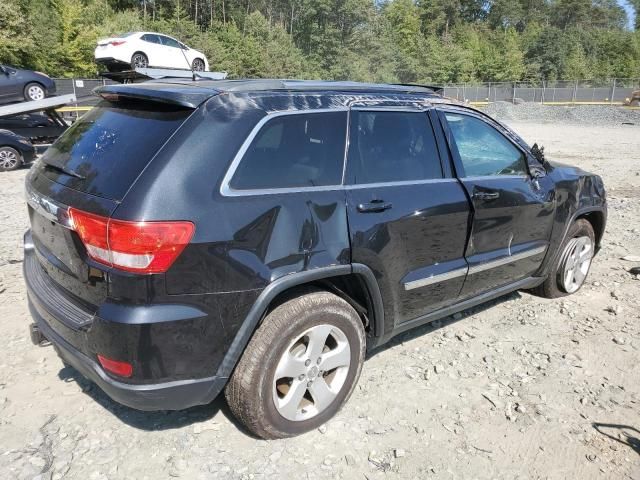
xmin=0 ymin=66 xmax=6 ymax=75
xmin=531 ymin=143 xmax=546 ymax=165
xmin=529 ymin=143 xmax=548 ymax=180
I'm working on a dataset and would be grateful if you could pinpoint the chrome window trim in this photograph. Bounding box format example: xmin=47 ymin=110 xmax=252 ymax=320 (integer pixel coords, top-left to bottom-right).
xmin=467 ymin=245 xmax=547 ymax=275
xmin=220 ymin=108 xmax=349 ymax=197
xmin=346 ymin=178 xmax=457 ymax=190
xmin=404 ymin=266 xmax=468 ymax=291
xmin=463 ymin=174 xmax=528 ymax=181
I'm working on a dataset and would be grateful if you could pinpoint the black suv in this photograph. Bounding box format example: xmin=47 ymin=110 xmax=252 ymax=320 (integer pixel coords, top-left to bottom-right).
xmin=23 ymin=80 xmax=606 ymax=439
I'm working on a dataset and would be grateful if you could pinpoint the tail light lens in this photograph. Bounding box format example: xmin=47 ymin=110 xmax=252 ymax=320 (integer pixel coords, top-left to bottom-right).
xmin=109 ymin=40 xmax=126 ymax=46
xmin=98 ymin=354 xmax=133 ymax=378
xmin=68 ymin=208 xmax=194 ymax=274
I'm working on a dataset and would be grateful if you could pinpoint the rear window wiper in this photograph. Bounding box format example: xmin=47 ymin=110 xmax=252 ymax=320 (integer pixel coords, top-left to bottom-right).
xmin=42 ymin=160 xmax=85 ymax=179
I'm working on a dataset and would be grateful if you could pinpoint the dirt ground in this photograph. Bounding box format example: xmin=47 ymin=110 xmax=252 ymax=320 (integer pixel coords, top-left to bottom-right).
xmin=0 ymin=121 xmax=638 ymax=480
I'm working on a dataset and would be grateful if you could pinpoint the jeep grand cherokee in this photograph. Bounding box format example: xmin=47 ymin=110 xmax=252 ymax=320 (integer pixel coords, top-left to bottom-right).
xmin=23 ymin=79 xmax=606 ymax=439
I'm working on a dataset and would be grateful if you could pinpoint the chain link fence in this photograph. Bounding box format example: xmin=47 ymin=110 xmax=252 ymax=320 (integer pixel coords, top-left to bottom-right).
xmin=442 ymin=78 xmax=640 ymax=105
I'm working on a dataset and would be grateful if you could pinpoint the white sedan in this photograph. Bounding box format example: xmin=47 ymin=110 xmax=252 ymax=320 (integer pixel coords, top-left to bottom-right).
xmin=95 ymin=32 xmax=209 ymax=72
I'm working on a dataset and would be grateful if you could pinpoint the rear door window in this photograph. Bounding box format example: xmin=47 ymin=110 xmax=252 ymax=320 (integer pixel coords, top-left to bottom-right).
xmin=228 ymin=111 xmax=347 ymax=191
xmin=142 ymin=34 xmax=161 ymax=44
xmin=40 ymin=100 xmax=192 ymax=201
xmin=347 ymin=110 xmax=443 ymax=184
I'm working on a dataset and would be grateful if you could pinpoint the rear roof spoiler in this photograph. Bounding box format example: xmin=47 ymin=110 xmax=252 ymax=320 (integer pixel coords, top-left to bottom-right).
xmin=392 ymin=83 xmax=444 ymax=95
xmin=94 ymin=84 xmax=220 ymax=109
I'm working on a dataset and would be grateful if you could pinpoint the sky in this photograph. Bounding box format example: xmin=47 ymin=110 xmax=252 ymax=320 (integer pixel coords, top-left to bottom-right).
xmin=618 ymin=0 xmax=636 ymax=29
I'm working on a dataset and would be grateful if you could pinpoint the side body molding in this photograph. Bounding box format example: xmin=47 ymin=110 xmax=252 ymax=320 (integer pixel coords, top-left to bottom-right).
xmin=214 ymin=263 xmax=386 ymax=379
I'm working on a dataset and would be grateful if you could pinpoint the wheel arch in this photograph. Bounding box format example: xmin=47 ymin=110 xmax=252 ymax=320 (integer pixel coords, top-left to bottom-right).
xmin=575 ymin=209 xmax=605 ymax=250
xmin=215 ymin=264 xmax=385 ymax=379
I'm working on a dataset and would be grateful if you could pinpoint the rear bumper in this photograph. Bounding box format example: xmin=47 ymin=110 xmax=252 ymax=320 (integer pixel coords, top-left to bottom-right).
xmin=23 ymin=230 xmax=228 ymax=411
xmin=29 ymin=302 xmax=226 ymax=411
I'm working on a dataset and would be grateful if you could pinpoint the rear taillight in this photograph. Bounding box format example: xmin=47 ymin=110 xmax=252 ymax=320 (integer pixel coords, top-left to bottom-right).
xmin=109 ymin=40 xmax=126 ymax=46
xmin=68 ymin=208 xmax=194 ymax=274
xmin=98 ymin=355 xmax=133 ymax=378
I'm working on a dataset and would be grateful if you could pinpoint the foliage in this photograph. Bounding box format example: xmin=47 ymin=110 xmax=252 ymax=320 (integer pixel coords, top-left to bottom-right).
xmin=0 ymin=0 xmax=638 ymax=82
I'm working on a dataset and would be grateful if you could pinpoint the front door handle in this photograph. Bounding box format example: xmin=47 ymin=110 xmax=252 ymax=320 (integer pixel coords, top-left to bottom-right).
xmin=472 ymin=191 xmax=500 ymax=201
xmin=357 ymin=200 xmax=393 ymax=213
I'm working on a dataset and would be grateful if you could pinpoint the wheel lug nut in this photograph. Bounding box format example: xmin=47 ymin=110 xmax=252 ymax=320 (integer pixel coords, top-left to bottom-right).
xmin=305 ymin=359 xmax=311 ymax=367
xmin=298 ymin=374 xmax=305 ymax=381
xmin=307 ymin=381 xmax=313 ymax=387
xmin=316 ymin=357 xmax=322 ymax=365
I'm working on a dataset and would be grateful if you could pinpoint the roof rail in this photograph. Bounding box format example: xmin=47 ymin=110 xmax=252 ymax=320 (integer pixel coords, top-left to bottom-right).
xmin=100 ymin=68 xmax=228 ymax=84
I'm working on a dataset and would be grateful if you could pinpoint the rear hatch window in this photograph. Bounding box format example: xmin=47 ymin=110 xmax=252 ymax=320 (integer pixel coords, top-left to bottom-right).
xmin=40 ymin=99 xmax=192 ymax=201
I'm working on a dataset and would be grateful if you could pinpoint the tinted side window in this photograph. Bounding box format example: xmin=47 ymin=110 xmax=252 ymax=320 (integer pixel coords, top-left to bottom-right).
xmin=347 ymin=111 xmax=442 ymax=184
xmin=444 ymin=113 xmax=527 ymax=177
xmin=229 ymin=111 xmax=347 ymax=190
xmin=142 ymin=34 xmax=161 ymax=44
xmin=160 ymin=36 xmax=181 ymax=48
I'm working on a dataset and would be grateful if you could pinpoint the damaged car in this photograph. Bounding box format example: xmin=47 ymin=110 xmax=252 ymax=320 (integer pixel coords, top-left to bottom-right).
xmin=23 ymin=79 xmax=606 ymax=438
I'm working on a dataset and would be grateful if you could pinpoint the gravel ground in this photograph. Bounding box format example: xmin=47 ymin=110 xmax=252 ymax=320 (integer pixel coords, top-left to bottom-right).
xmin=0 ymin=120 xmax=639 ymax=480
xmin=482 ymin=102 xmax=640 ymax=126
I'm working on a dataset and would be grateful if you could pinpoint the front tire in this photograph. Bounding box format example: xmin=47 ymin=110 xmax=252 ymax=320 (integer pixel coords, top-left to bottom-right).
xmin=532 ymin=219 xmax=595 ymax=298
xmin=24 ymin=83 xmax=45 ymax=102
xmin=225 ymin=289 xmax=366 ymax=439
xmin=131 ymin=52 xmax=148 ymax=69
xmin=192 ymin=58 xmax=205 ymax=71
xmin=0 ymin=146 xmax=23 ymax=172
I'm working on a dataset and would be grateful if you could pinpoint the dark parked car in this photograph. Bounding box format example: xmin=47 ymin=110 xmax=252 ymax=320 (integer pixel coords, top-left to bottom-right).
xmin=23 ymin=80 xmax=607 ymax=439
xmin=0 ymin=129 xmax=36 ymax=171
xmin=0 ymin=112 xmax=68 ymax=144
xmin=0 ymin=65 xmax=56 ymax=104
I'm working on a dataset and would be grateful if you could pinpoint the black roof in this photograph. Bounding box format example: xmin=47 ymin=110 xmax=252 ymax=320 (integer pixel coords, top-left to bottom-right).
xmin=96 ymin=79 xmax=442 ymax=108
xmin=172 ymin=79 xmax=439 ymax=94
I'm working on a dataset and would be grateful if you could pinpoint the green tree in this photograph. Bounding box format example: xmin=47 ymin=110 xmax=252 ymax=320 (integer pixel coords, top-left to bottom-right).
xmin=0 ymin=0 xmax=36 ymax=66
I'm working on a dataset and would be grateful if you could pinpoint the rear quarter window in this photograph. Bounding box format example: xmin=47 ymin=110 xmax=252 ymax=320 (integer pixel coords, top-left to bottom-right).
xmin=228 ymin=111 xmax=347 ymax=191
xmin=40 ymin=100 xmax=192 ymax=201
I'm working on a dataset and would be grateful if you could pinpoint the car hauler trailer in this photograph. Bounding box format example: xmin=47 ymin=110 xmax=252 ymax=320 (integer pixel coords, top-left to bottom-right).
xmin=0 ymin=94 xmax=76 ymax=149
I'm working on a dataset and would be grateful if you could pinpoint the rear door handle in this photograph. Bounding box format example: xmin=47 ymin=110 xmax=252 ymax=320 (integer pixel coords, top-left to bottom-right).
xmin=472 ymin=191 xmax=500 ymax=201
xmin=357 ymin=200 xmax=393 ymax=213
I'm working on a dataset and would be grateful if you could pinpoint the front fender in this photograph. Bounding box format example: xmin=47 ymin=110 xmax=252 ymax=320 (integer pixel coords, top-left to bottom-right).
xmin=537 ymin=166 xmax=607 ymax=277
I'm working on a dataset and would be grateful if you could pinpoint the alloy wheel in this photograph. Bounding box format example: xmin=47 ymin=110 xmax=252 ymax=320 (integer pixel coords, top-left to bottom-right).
xmin=132 ymin=54 xmax=148 ymax=69
xmin=0 ymin=148 xmax=19 ymax=170
xmin=192 ymin=59 xmax=205 ymax=71
xmin=27 ymin=85 xmax=45 ymax=101
xmin=560 ymin=235 xmax=593 ymax=293
xmin=272 ymin=324 xmax=351 ymax=422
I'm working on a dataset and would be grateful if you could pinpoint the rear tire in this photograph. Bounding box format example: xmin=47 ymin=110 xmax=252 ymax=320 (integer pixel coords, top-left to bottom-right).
xmin=131 ymin=52 xmax=148 ymax=69
xmin=24 ymin=83 xmax=45 ymax=102
xmin=531 ymin=219 xmax=595 ymax=298
xmin=0 ymin=146 xmax=23 ymax=172
xmin=225 ymin=289 xmax=366 ymax=439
